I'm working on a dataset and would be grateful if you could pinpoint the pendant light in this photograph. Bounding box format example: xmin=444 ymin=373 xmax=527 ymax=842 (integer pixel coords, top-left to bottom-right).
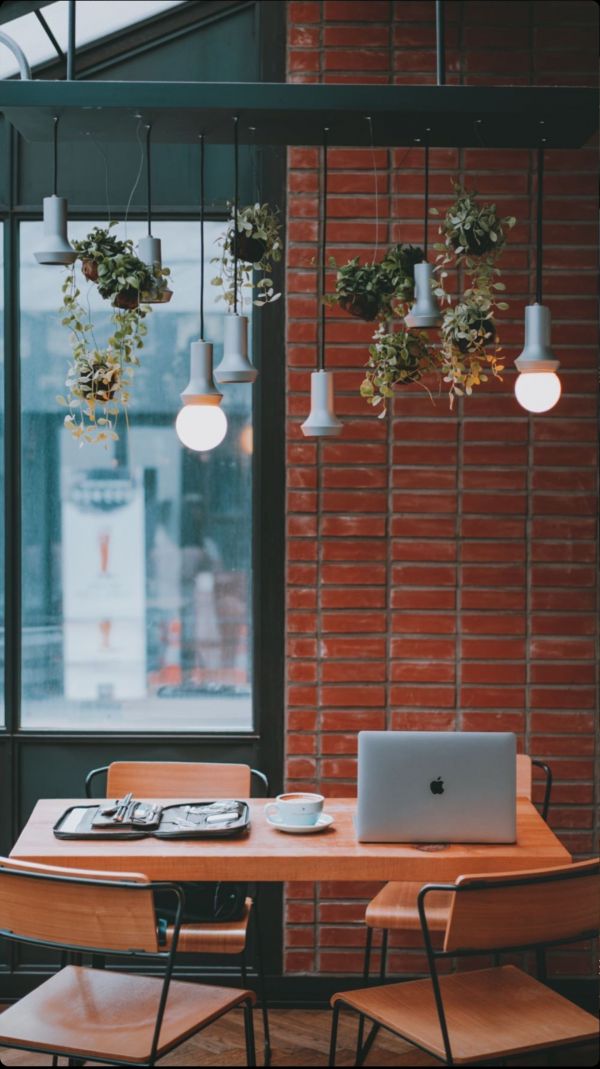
xmin=137 ymin=124 xmax=172 ymax=304
xmin=514 ymin=144 xmax=561 ymax=413
xmin=214 ymin=117 xmax=258 ymax=384
xmin=34 ymin=116 xmax=77 ymax=266
xmin=405 ymin=133 xmax=441 ymax=329
xmin=301 ymin=127 xmax=343 ymax=438
xmin=176 ymin=133 xmax=227 ymax=452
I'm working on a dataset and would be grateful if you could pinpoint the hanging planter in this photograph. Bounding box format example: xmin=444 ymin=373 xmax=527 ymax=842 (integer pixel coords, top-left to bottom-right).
xmin=360 ymin=323 xmax=434 ymax=415
xmin=55 ymin=223 xmax=171 ymax=444
xmin=330 ymin=243 xmax=424 ymax=322
xmin=212 ymin=201 xmax=282 ymax=308
xmin=434 ymin=183 xmax=516 ymax=261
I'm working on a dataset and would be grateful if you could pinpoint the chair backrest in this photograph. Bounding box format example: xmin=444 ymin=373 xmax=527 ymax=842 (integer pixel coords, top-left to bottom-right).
xmin=0 ymin=857 xmax=159 ymax=954
xmin=106 ymin=760 xmax=252 ymax=798
xmin=443 ymin=858 xmax=599 ymax=954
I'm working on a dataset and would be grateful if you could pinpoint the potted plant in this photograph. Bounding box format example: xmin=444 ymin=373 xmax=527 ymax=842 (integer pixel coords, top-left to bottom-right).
xmin=73 ymin=226 xmax=171 ymax=308
xmin=212 ymin=202 xmax=282 ymax=308
xmin=330 ymin=243 xmax=424 ymax=322
xmin=360 ymin=323 xmax=433 ymax=415
xmin=434 ymin=183 xmax=516 ymax=260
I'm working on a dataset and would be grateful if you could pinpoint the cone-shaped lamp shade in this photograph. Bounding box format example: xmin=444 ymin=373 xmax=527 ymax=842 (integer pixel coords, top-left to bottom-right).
xmin=404 ymin=261 xmax=441 ymax=329
xmin=176 ymin=405 xmax=228 ymax=452
xmin=137 ymin=235 xmax=172 ymax=304
xmin=34 ymin=196 xmax=76 ymax=265
xmin=514 ymin=303 xmax=561 ymax=414
xmin=214 ymin=314 xmax=258 ymax=384
xmin=181 ymin=341 xmax=223 ymax=405
xmin=301 ymin=370 xmax=343 ymax=438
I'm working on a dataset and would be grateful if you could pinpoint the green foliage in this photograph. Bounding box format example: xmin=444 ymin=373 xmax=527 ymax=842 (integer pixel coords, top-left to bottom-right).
xmin=360 ymin=323 xmax=434 ymax=415
xmin=211 ymin=202 xmax=282 ymax=308
xmin=430 ymin=184 xmax=514 ymax=407
xmin=330 ymin=243 xmax=424 ymax=321
xmin=58 ymin=223 xmax=163 ymax=445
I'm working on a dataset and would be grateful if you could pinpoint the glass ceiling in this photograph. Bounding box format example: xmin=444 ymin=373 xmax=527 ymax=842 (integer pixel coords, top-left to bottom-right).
xmin=0 ymin=1 xmax=186 ymax=79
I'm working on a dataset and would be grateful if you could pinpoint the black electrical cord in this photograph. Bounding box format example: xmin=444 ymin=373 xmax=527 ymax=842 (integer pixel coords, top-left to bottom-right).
xmin=145 ymin=124 xmax=152 ymax=236
xmin=424 ymin=135 xmax=430 ymax=259
xmin=436 ymin=0 xmax=446 ymax=86
xmin=535 ymin=144 xmax=544 ymax=305
xmin=199 ymin=132 xmax=205 ymax=339
xmin=52 ymin=115 xmax=59 ymax=196
xmin=319 ymin=127 xmax=329 ymax=372
xmin=233 ymin=115 xmax=239 ymax=315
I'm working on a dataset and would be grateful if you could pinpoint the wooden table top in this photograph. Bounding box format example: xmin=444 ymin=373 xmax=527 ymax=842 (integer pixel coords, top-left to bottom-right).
xmin=9 ymin=798 xmax=571 ymax=883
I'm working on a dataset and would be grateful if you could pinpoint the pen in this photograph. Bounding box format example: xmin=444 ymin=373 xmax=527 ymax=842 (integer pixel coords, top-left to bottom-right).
xmin=114 ymin=791 xmax=132 ymax=823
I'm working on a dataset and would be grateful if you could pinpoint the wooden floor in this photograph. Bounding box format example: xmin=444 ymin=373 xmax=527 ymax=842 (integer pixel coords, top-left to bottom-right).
xmin=1 ymin=1009 xmax=598 ymax=1067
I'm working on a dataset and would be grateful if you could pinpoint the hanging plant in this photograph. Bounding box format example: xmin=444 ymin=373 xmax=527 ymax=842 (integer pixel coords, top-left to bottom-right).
xmin=434 ymin=183 xmax=516 ymax=260
xmin=54 ymin=222 xmax=168 ymax=444
xmin=211 ymin=202 xmax=282 ymax=308
xmin=430 ymin=183 xmax=514 ymax=407
xmin=360 ymin=323 xmax=434 ymax=415
xmin=329 ymin=243 xmax=424 ymax=322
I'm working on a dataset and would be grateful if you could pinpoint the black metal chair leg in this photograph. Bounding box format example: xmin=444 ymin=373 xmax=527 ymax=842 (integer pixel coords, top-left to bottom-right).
xmin=240 ymin=947 xmax=248 ymax=987
xmin=355 ymin=1013 xmax=366 ymax=1064
xmin=379 ymin=929 xmax=388 ymax=981
xmin=363 ymin=926 xmax=373 ymax=984
xmin=328 ymin=1003 xmax=340 ymax=1067
xmin=244 ymin=999 xmax=256 ymax=1067
xmin=253 ymin=899 xmax=271 ymax=1066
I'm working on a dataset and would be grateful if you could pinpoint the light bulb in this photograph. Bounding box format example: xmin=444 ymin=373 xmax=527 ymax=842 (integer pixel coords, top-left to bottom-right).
xmin=175 ymin=405 xmax=228 ymax=451
xmin=514 ymin=371 xmax=562 ymax=414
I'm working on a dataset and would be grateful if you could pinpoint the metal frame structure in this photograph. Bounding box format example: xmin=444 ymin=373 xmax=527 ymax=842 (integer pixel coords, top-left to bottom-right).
xmin=0 ymin=862 xmax=257 ymax=1067
xmin=330 ymin=861 xmax=600 ymax=1068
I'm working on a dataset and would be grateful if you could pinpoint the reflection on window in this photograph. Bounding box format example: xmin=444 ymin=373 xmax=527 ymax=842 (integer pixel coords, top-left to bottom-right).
xmin=20 ymin=221 xmax=253 ymax=731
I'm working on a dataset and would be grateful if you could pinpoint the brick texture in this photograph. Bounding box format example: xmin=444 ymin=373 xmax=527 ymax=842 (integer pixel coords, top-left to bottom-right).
xmin=285 ymin=0 xmax=598 ymax=978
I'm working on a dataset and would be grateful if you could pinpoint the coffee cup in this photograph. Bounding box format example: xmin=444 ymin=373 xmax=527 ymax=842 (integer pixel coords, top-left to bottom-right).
xmin=265 ymin=792 xmax=324 ymax=827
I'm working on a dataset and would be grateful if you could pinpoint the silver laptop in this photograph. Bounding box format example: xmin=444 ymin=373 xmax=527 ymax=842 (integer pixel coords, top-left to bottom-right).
xmin=357 ymin=731 xmax=516 ymax=843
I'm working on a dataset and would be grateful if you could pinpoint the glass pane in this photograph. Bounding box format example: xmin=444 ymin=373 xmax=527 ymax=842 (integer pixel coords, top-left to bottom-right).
xmin=0 ymin=221 xmax=4 ymax=726
xmin=20 ymin=220 xmax=253 ymax=731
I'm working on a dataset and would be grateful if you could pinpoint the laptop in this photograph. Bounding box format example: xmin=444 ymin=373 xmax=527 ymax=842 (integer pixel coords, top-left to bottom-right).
xmin=356 ymin=731 xmax=516 ymax=843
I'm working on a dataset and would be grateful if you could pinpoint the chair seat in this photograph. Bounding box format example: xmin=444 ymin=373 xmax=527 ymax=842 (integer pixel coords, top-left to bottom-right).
xmin=332 ymin=965 xmax=598 ymax=1065
xmin=365 ymin=881 xmax=452 ymax=931
xmin=165 ymin=897 xmax=252 ymax=954
xmin=0 ymin=965 xmax=254 ymax=1064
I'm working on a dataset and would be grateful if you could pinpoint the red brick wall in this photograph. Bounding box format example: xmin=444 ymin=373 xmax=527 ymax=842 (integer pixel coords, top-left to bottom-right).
xmin=284 ymin=0 xmax=598 ymax=978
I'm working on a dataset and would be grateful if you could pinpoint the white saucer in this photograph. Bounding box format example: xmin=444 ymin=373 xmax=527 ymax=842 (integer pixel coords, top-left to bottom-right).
xmin=266 ymin=812 xmax=334 ymax=834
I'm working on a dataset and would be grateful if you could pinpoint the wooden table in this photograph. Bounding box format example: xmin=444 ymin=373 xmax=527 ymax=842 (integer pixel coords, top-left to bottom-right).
xmin=10 ymin=798 xmax=571 ymax=882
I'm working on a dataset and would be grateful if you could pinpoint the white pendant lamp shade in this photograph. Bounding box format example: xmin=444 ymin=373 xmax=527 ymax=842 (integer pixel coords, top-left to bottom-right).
xmin=214 ymin=314 xmax=258 ymax=384
xmin=138 ymin=235 xmax=162 ymax=269
xmin=181 ymin=340 xmax=223 ymax=405
xmin=514 ymin=303 xmax=561 ymax=414
xmin=34 ymin=195 xmax=76 ymax=266
xmin=404 ymin=261 xmax=441 ymax=328
xmin=175 ymin=404 xmax=228 ymax=452
xmin=301 ymin=370 xmax=343 ymax=438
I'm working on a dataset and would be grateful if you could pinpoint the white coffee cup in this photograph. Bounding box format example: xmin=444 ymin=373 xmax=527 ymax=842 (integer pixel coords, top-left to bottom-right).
xmin=265 ymin=792 xmax=324 ymax=827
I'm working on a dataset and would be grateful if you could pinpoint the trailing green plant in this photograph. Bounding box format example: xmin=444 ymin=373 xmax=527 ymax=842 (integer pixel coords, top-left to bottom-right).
xmin=73 ymin=225 xmax=171 ymax=307
xmin=433 ymin=183 xmax=516 ymax=261
xmin=429 ymin=183 xmax=514 ymax=407
xmin=330 ymin=243 xmax=424 ymax=321
xmin=211 ymin=202 xmax=282 ymax=308
xmin=55 ymin=223 xmax=166 ymax=444
xmin=360 ymin=322 xmax=434 ymax=415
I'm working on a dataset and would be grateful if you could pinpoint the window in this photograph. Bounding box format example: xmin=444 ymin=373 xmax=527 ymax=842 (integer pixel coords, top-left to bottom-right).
xmin=19 ymin=220 xmax=253 ymax=731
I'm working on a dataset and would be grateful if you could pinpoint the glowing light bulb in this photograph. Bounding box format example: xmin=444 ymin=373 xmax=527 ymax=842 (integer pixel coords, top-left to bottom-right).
xmin=514 ymin=371 xmax=562 ymax=414
xmin=175 ymin=405 xmax=228 ymax=452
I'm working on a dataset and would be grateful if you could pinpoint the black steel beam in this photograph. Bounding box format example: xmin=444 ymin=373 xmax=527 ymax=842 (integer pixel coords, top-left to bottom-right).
xmin=0 ymin=81 xmax=597 ymax=147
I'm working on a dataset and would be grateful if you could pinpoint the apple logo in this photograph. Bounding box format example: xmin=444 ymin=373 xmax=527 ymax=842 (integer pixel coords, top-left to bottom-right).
xmin=430 ymin=777 xmax=445 ymax=795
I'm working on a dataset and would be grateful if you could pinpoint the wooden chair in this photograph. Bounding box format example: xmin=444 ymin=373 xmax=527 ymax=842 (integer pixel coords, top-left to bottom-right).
xmin=0 ymin=856 xmax=256 ymax=1067
xmin=85 ymin=760 xmax=272 ymax=1065
xmin=362 ymin=754 xmax=553 ymax=985
xmin=330 ymin=858 xmax=599 ymax=1067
